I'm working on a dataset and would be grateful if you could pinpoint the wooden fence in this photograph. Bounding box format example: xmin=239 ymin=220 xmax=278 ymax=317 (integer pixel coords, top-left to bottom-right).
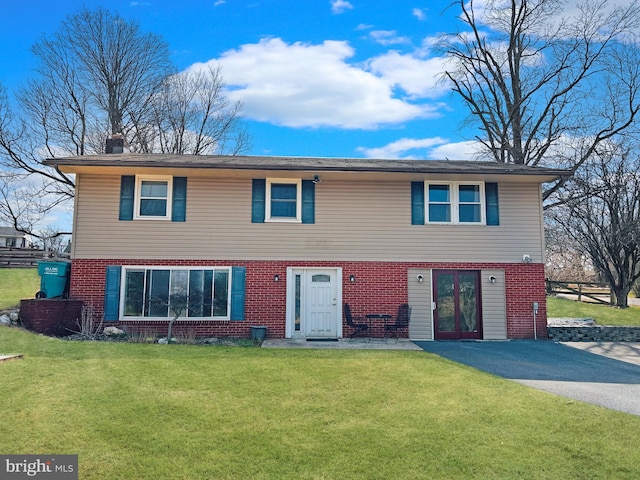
xmin=0 ymin=247 xmax=69 ymax=268
xmin=546 ymin=280 xmax=611 ymax=305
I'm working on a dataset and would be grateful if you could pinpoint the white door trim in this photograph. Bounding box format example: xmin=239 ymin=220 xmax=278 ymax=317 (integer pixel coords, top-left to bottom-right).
xmin=285 ymin=267 xmax=343 ymax=339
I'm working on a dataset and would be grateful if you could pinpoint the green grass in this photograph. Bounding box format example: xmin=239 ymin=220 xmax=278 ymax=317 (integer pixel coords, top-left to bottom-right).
xmin=1 ymin=327 xmax=639 ymax=479
xmin=0 ymin=268 xmax=39 ymax=309
xmin=547 ymin=296 xmax=640 ymax=326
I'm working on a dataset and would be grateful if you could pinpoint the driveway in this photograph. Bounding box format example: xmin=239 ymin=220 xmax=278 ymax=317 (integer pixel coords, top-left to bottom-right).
xmin=414 ymin=340 xmax=640 ymax=416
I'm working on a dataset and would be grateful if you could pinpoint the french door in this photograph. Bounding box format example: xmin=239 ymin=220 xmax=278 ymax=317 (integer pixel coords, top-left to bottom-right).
xmin=433 ymin=270 xmax=482 ymax=340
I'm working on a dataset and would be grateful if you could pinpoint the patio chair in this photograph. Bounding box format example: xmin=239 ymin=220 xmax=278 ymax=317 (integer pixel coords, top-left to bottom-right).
xmin=344 ymin=303 xmax=369 ymax=338
xmin=384 ymin=303 xmax=411 ymax=340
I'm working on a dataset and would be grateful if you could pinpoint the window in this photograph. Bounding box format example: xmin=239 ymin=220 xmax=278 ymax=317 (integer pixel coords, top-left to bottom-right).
xmin=428 ymin=184 xmax=451 ymax=222
xmin=426 ymin=182 xmax=485 ymax=224
xmin=266 ymin=178 xmax=301 ymax=222
xmin=122 ymin=266 xmax=231 ymax=320
xmin=135 ymin=176 xmax=173 ymax=220
xmin=458 ymin=184 xmax=482 ymax=223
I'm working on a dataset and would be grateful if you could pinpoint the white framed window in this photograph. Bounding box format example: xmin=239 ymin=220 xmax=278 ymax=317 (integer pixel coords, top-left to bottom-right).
xmin=426 ymin=182 xmax=485 ymax=224
xmin=266 ymin=178 xmax=302 ymax=222
xmin=134 ymin=175 xmax=173 ymax=220
xmin=121 ymin=266 xmax=231 ymax=320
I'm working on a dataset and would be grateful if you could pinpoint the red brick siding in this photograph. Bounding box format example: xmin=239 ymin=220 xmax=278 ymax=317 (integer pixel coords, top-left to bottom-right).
xmin=20 ymin=299 xmax=84 ymax=336
xmin=69 ymin=259 xmax=546 ymax=339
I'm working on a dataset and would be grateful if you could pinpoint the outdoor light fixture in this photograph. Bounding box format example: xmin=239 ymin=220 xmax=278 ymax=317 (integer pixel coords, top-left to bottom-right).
xmin=416 ymin=274 xmax=424 ymax=283
xmin=522 ymin=254 xmax=532 ymax=263
xmin=274 ymin=274 xmax=280 ymax=282
xmin=349 ymin=275 xmax=356 ymax=283
xmin=489 ymin=275 xmax=497 ymax=284
xmin=312 ymin=174 xmax=321 ymax=184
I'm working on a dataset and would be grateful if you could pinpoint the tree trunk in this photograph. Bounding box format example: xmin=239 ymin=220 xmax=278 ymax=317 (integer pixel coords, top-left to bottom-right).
xmin=166 ymin=315 xmax=178 ymax=343
xmin=611 ymin=286 xmax=630 ymax=308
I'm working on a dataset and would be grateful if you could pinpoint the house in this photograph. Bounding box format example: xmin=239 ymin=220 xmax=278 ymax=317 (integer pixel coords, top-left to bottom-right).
xmin=44 ymin=153 xmax=568 ymax=340
xmin=0 ymin=227 xmax=29 ymax=248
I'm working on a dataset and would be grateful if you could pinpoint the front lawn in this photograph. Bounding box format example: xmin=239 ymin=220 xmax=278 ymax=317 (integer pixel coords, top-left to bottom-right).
xmin=547 ymin=296 xmax=640 ymax=326
xmin=1 ymin=327 xmax=639 ymax=479
xmin=0 ymin=268 xmax=39 ymax=309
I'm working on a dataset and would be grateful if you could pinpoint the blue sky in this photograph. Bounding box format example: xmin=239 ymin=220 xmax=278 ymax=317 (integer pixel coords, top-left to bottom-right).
xmin=0 ymin=0 xmax=480 ymax=161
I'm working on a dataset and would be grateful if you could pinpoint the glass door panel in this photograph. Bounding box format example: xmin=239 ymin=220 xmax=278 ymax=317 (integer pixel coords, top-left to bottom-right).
xmin=436 ymin=273 xmax=456 ymax=333
xmin=459 ymin=273 xmax=478 ymax=333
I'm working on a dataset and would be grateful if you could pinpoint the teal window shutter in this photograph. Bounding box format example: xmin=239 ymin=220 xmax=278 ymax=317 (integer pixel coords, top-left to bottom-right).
xmin=411 ymin=182 xmax=425 ymax=225
xmin=119 ymin=176 xmax=135 ymax=221
xmin=172 ymin=177 xmax=187 ymax=222
xmin=230 ymin=266 xmax=246 ymax=321
xmin=252 ymin=179 xmax=266 ymax=223
xmin=104 ymin=266 xmax=122 ymax=321
xmin=485 ymin=183 xmax=500 ymax=226
xmin=301 ymin=180 xmax=315 ymax=224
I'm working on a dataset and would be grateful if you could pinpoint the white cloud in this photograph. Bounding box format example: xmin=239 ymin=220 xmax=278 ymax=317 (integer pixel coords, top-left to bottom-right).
xmin=357 ymin=137 xmax=448 ymax=159
xmin=331 ymin=0 xmax=353 ymax=14
xmin=190 ymin=37 xmax=443 ymax=129
xmin=367 ymin=50 xmax=449 ymax=98
xmin=368 ymin=30 xmax=411 ymax=46
xmin=413 ymin=8 xmax=426 ymax=21
xmin=427 ymin=140 xmax=482 ymax=160
xmin=358 ymin=137 xmax=481 ymax=160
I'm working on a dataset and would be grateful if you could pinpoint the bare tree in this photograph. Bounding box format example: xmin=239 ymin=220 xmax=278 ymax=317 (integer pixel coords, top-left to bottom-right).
xmin=0 ymin=171 xmax=71 ymax=252
xmin=0 ymin=8 xmax=172 ymax=204
xmin=545 ymin=221 xmax=598 ymax=282
xmin=441 ymin=0 xmax=640 ymax=201
xmin=0 ymin=7 xmax=248 ymax=238
xmin=549 ymin=143 xmax=640 ymax=307
xmin=131 ymin=65 xmax=250 ymax=155
xmin=49 ymin=7 xmax=173 ymax=137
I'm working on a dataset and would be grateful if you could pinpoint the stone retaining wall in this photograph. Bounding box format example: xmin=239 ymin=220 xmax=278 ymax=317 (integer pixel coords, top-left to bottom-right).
xmin=547 ymin=326 xmax=640 ymax=342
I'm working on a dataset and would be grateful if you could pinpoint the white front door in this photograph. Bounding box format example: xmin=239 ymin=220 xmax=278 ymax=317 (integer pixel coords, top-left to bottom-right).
xmin=286 ymin=268 xmax=342 ymax=338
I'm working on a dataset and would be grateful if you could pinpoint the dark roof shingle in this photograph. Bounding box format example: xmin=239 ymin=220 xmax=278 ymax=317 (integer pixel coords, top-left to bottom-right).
xmin=44 ymin=153 xmax=571 ymax=177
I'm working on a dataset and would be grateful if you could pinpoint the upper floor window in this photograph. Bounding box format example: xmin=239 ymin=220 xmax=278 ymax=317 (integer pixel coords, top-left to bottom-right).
xmin=266 ymin=178 xmax=302 ymax=222
xmin=135 ymin=176 xmax=173 ymax=220
xmin=426 ymin=182 xmax=485 ymax=224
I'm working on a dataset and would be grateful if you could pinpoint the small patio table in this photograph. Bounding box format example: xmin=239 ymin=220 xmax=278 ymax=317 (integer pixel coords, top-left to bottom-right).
xmin=365 ymin=314 xmax=392 ymax=339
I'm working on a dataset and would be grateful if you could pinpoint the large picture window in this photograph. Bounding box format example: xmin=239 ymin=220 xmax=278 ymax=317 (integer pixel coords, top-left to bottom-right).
xmin=122 ymin=267 xmax=230 ymax=319
xmin=426 ymin=182 xmax=485 ymax=224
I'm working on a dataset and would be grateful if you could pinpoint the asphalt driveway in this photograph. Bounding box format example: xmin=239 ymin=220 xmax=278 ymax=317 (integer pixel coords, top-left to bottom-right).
xmin=414 ymin=340 xmax=640 ymax=416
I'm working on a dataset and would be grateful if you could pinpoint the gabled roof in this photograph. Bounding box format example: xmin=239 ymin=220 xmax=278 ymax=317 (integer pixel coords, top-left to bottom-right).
xmin=44 ymin=154 xmax=571 ymax=179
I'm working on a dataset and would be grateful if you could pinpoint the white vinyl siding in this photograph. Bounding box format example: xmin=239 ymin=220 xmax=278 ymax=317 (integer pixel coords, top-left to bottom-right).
xmin=72 ymin=174 xmax=545 ymax=264
xmin=407 ymin=268 xmax=433 ymax=340
xmin=481 ymin=270 xmax=507 ymax=340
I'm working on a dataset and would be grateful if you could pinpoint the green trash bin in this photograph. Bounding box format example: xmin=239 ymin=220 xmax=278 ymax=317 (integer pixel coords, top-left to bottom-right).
xmin=37 ymin=261 xmax=71 ymax=298
xmin=250 ymin=326 xmax=267 ymax=341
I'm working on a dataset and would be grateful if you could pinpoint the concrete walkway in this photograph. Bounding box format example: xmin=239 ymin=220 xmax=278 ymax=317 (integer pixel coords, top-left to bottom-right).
xmin=415 ymin=340 xmax=640 ymax=416
xmin=262 ymin=338 xmax=422 ymax=350
xmin=562 ymin=341 xmax=640 ymax=366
